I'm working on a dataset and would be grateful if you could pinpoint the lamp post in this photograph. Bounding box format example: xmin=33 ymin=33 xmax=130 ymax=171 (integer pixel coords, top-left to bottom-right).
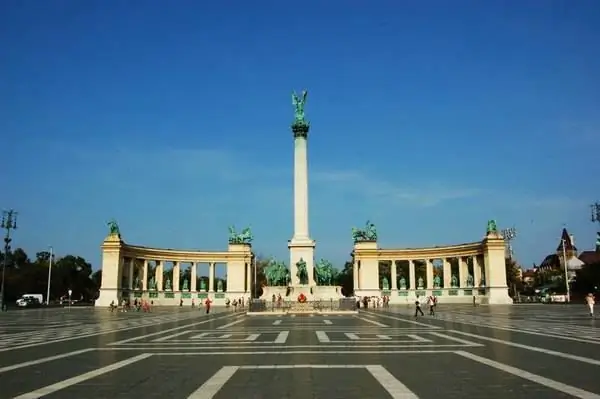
xmin=253 ymin=254 xmax=257 ymax=299
xmin=501 ymin=227 xmax=517 ymax=259
xmin=591 ymin=203 xmax=600 ymax=250
xmin=591 ymin=202 xmax=600 ymax=224
xmin=1 ymin=210 xmax=18 ymax=311
xmin=562 ymin=238 xmax=571 ymax=303
xmin=46 ymin=246 xmax=54 ymax=305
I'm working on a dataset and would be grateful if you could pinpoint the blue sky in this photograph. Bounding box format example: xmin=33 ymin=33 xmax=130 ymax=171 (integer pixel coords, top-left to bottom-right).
xmin=1 ymin=1 xmax=599 ymax=272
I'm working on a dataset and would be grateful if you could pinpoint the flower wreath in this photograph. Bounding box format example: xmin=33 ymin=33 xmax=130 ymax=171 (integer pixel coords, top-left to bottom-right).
xmin=297 ymin=293 xmax=307 ymax=303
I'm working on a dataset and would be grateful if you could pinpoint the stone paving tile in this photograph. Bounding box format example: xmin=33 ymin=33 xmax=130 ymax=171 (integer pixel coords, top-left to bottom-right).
xmin=214 ymin=368 xmax=389 ymax=399
xmin=41 ymin=355 xmax=224 ymax=399
xmin=0 ymin=351 xmax=138 ymax=398
xmin=3 ymin=306 xmax=600 ymax=398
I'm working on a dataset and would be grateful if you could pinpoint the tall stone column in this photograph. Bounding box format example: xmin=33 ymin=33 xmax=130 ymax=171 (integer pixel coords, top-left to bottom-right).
xmin=142 ymin=259 xmax=148 ymax=291
xmin=408 ymin=260 xmax=416 ymax=290
xmin=288 ymin=107 xmax=315 ymax=286
xmin=442 ymin=258 xmax=451 ymax=289
xmin=246 ymin=262 xmax=251 ymax=293
xmin=173 ymin=262 xmax=180 ymax=291
xmin=191 ymin=262 xmax=197 ymax=292
xmin=353 ymin=260 xmax=359 ymax=290
xmin=156 ymin=261 xmax=164 ymax=291
xmin=128 ymin=258 xmax=135 ymax=289
xmin=425 ymin=259 xmax=433 ymax=289
xmin=390 ymin=260 xmax=397 ymax=290
xmin=473 ymin=256 xmax=481 ymax=288
xmin=209 ymin=262 xmax=215 ymax=292
xmin=458 ymin=257 xmax=466 ymax=287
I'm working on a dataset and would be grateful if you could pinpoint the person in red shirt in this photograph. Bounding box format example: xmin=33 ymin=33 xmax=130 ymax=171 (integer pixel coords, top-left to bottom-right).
xmin=205 ymin=298 xmax=212 ymax=314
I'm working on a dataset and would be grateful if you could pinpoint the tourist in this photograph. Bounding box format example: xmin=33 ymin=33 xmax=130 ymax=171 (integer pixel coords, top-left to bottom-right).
xmin=586 ymin=293 xmax=595 ymax=317
xmin=205 ymin=297 xmax=212 ymax=314
xmin=414 ymin=295 xmax=424 ymax=317
xmin=427 ymin=295 xmax=435 ymax=316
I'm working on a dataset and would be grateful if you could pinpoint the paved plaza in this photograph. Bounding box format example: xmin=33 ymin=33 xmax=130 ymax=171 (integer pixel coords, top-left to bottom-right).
xmin=0 ymin=305 xmax=599 ymax=398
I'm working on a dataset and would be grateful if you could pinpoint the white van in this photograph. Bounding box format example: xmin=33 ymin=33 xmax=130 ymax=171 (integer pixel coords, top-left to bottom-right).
xmin=16 ymin=294 xmax=44 ymax=307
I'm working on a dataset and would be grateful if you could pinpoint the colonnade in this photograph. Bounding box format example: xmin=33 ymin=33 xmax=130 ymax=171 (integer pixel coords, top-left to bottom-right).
xmin=352 ymin=233 xmax=512 ymax=304
xmin=121 ymin=259 xmax=252 ymax=294
xmin=96 ymin=235 xmax=253 ymax=306
xmin=353 ymin=255 xmax=485 ymax=291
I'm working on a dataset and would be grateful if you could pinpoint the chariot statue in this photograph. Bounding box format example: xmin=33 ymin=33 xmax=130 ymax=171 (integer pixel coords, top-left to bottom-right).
xmin=107 ymin=219 xmax=120 ymax=236
xmin=486 ymin=219 xmax=498 ymax=235
xmin=228 ymin=226 xmax=253 ymax=245
xmin=351 ymin=220 xmax=378 ymax=243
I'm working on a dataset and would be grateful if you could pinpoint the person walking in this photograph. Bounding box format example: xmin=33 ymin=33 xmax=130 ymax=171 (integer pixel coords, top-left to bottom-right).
xmin=414 ymin=295 xmax=424 ymax=317
xmin=586 ymin=293 xmax=595 ymax=317
xmin=427 ymin=295 xmax=436 ymax=316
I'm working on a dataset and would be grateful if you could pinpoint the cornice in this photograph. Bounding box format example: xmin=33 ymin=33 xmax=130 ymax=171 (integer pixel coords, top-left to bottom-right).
xmin=354 ymin=241 xmax=484 ymax=260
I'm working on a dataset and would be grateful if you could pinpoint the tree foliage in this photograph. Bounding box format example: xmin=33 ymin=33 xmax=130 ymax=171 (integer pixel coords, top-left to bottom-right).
xmin=1 ymin=247 xmax=98 ymax=303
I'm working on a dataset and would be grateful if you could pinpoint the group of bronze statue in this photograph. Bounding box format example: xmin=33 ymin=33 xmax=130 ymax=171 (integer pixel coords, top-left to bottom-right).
xmin=263 ymin=258 xmax=337 ymax=286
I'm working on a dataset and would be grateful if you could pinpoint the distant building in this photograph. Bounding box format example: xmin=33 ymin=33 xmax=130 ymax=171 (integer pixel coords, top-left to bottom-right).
xmin=538 ymin=228 xmax=585 ymax=280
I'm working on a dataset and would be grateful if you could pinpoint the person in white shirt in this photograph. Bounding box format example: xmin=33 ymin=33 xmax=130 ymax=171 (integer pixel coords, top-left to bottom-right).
xmin=586 ymin=293 xmax=595 ymax=317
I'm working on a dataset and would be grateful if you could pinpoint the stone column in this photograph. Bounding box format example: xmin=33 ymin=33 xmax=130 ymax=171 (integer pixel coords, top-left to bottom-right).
xmin=425 ymin=259 xmax=433 ymax=289
xmin=246 ymin=262 xmax=251 ymax=293
xmin=288 ymin=121 xmax=315 ymax=286
xmin=209 ymin=262 xmax=215 ymax=292
xmin=408 ymin=260 xmax=416 ymax=290
xmin=473 ymin=256 xmax=481 ymax=288
xmin=390 ymin=260 xmax=397 ymax=290
xmin=128 ymin=258 xmax=135 ymax=289
xmin=442 ymin=258 xmax=451 ymax=288
xmin=156 ymin=261 xmax=164 ymax=291
xmin=458 ymin=257 xmax=466 ymax=287
xmin=191 ymin=262 xmax=197 ymax=291
xmin=353 ymin=260 xmax=359 ymax=290
xmin=142 ymin=259 xmax=148 ymax=291
xmin=173 ymin=262 xmax=180 ymax=291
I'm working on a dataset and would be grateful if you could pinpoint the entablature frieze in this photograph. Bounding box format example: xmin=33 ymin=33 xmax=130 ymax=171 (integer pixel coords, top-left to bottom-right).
xmin=353 ymin=241 xmax=484 ymax=261
xmin=120 ymin=244 xmax=252 ymax=263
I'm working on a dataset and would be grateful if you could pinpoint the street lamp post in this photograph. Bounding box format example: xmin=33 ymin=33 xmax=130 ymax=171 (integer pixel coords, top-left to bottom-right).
xmin=591 ymin=203 xmax=600 ymax=250
xmin=501 ymin=227 xmax=517 ymax=259
xmin=562 ymin=238 xmax=571 ymax=303
xmin=591 ymin=202 xmax=600 ymax=224
xmin=1 ymin=210 xmax=18 ymax=312
xmin=253 ymin=254 xmax=257 ymax=300
xmin=46 ymin=246 xmax=54 ymax=305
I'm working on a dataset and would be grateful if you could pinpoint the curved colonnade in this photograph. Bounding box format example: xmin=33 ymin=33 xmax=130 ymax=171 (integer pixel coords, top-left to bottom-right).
xmin=96 ymin=230 xmax=511 ymax=306
xmin=96 ymin=233 xmax=253 ymax=307
xmin=353 ymin=231 xmax=511 ymax=304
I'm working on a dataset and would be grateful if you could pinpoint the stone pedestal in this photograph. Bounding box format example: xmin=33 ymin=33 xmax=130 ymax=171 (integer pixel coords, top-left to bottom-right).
xmin=288 ymin=238 xmax=316 ymax=286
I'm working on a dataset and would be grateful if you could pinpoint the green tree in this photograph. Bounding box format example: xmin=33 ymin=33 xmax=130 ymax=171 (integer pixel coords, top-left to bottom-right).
xmin=505 ymin=257 xmax=523 ymax=295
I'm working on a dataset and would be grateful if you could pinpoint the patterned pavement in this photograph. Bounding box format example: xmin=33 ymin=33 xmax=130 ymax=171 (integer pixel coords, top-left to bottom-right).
xmin=0 ymin=305 xmax=599 ymax=398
